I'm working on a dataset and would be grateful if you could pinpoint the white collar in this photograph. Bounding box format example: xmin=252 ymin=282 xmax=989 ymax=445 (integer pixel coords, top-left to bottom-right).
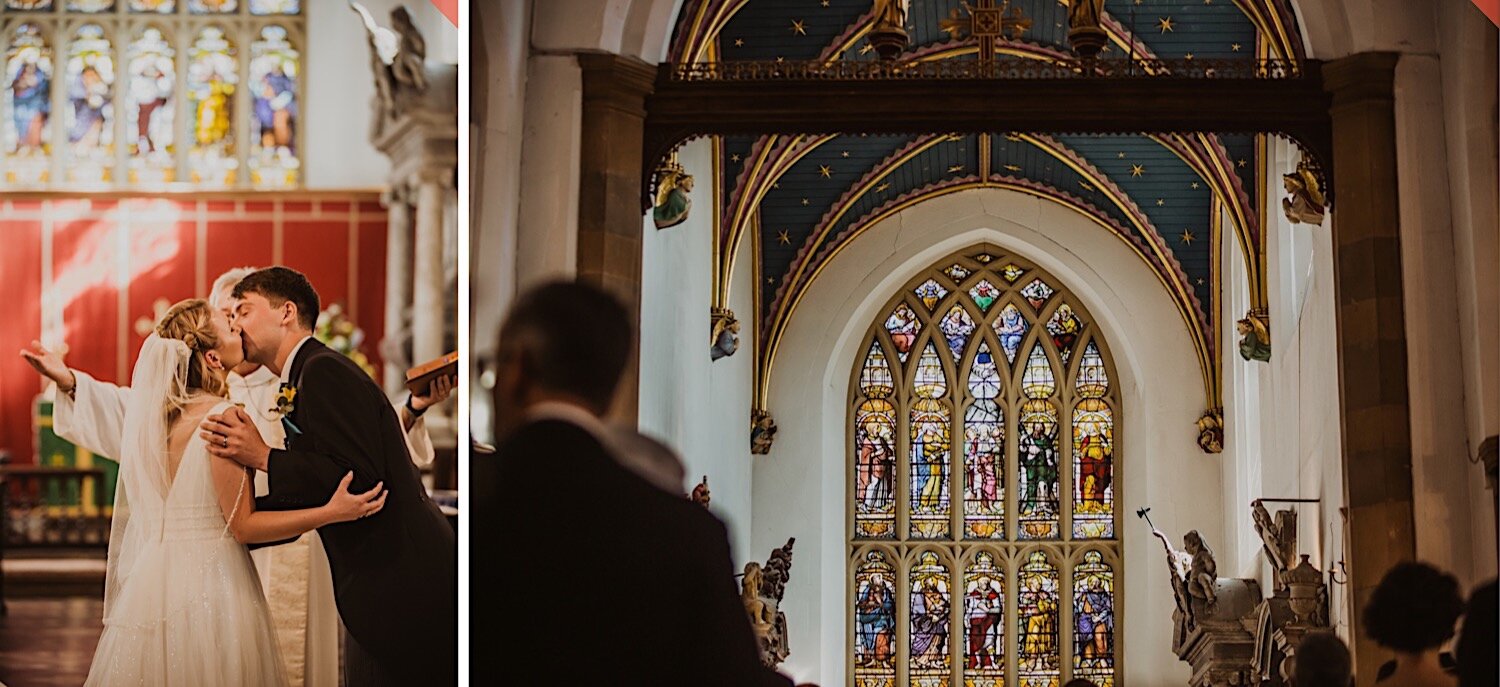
xmin=233 ymin=365 xmax=279 ymax=387
xmin=279 ymin=335 xmax=314 ymax=385
xmin=527 ymin=401 xmax=609 ymax=445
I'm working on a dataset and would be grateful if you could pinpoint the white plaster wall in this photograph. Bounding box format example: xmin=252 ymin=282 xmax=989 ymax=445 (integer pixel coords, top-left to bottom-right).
xmin=752 ymin=188 xmax=1218 ymax=685
xmin=639 ymin=138 xmax=756 ymax=565
xmin=304 ymin=0 xmax=456 ymax=189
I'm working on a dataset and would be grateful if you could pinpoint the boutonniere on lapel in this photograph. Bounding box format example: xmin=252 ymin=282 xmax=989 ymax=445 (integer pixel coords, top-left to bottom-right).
xmin=273 ymin=384 xmax=303 ymax=437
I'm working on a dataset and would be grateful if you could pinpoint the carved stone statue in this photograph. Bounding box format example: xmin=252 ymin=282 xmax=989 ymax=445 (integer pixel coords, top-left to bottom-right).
xmin=710 ymin=308 xmax=740 ymax=360
xmin=1281 ymin=162 xmax=1326 ymax=226
xmin=652 ymin=163 xmax=693 ymax=230
xmin=868 ymin=0 xmax=910 ymax=60
xmin=1237 ymin=310 xmax=1271 ymax=362
xmin=1251 ymin=500 xmax=1297 ymax=579
xmin=1196 ymin=409 xmax=1224 ymax=454
xmin=1152 ymin=526 xmax=1196 ymax=646
xmin=740 ymin=538 xmax=795 ymax=668
xmin=1066 ymin=0 xmax=1108 ymax=57
xmin=751 ymin=409 xmax=778 ymax=455
xmin=689 ymin=475 xmax=711 ymax=508
xmin=350 ymin=2 xmax=431 ymax=140
xmin=1184 ymin=530 xmax=1219 ymax=612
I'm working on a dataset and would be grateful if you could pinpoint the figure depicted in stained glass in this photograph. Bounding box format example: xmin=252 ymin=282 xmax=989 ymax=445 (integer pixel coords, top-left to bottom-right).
xmin=939 ymin=305 xmax=975 ymax=360
xmin=856 ymin=414 xmax=896 ymax=517
xmin=856 ymin=572 xmax=896 ymax=667
xmin=1020 ymin=574 xmax=1058 ymax=663
xmin=884 ymin=304 xmax=918 ymax=360
xmin=1047 ymin=303 xmax=1083 ymax=363
xmin=7 ymin=25 xmax=52 ymax=159
xmin=65 ymin=26 xmax=114 ymax=180
xmin=249 ymin=0 xmax=298 ymax=13
xmin=130 ymin=0 xmax=174 ymax=11
xmin=1022 ymin=278 xmax=1055 ymax=310
xmin=995 ymin=304 xmax=1028 ymax=363
xmin=129 ymin=33 xmax=172 ymax=154
xmin=254 ymin=64 xmax=296 ymax=155
xmin=1076 ymin=407 xmax=1111 ymax=510
xmin=189 ymin=0 xmax=236 ymax=12
xmin=909 ymin=553 xmax=950 ymax=671
xmin=965 ymin=422 xmax=1002 ymax=512
xmin=969 ymin=280 xmax=999 ymax=312
xmin=249 ymin=25 xmax=299 ymax=186
xmin=187 ymin=27 xmax=237 ymax=184
xmin=1019 ymin=415 xmax=1059 ymax=528
xmin=1075 ymin=575 xmax=1114 ymax=664
xmin=965 ymin=553 xmax=1004 ymax=673
xmin=68 ymin=64 xmax=108 ymax=148
xmin=911 ymin=422 xmax=947 ymax=512
xmin=914 ymin=279 xmax=947 ymax=311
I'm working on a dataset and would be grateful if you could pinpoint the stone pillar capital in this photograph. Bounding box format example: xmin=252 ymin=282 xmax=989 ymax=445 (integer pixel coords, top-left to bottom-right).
xmin=408 ymin=166 xmax=456 ymax=190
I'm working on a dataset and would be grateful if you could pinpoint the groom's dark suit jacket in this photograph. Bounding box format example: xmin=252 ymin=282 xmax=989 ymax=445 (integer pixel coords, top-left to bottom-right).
xmin=473 ymin=417 xmax=793 ymax=687
xmin=259 ymin=338 xmax=456 ymax=684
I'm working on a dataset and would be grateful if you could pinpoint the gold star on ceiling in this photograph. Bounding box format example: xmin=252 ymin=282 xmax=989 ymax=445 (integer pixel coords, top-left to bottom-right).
xmin=1237 ymin=159 xmax=1248 ymax=168
xmin=1184 ymin=52 xmax=1195 ymax=60
xmin=1231 ymin=43 xmax=1243 ymax=52
xmin=1180 ymin=229 xmax=1196 ymax=245
xmin=733 ymin=38 xmax=745 ymax=47
xmin=1191 ymin=181 xmax=1200 ymax=189
xmin=775 ymin=56 xmax=786 ymax=63
xmin=767 ymin=277 xmax=775 ymax=284
xmin=730 ymin=153 xmax=742 ymax=163
xmin=777 ymin=230 xmax=792 ymax=245
xmin=801 ymin=198 xmax=810 ymax=206
xmin=821 ymin=0 xmax=830 ymax=6
xmin=1157 ymin=17 xmax=1174 ymax=33
xmin=859 ymin=43 xmax=874 ymax=55
xmin=791 ymin=19 xmax=806 ymax=35
xmin=1130 ymin=164 xmax=1146 ymax=177
xmin=1004 ymin=164 xmax=1022 ymax=172
xmin=948 ymin=164 xmax=965 ymax=173
xmin=773 ymin=182 xmax=781 ymax=189
xmin=1117 ymin=152 xmax=1127 ymax=159
xmin=875 ymin=181 xmax=891 ymax=192
xmin=1197 ymin=277 xmax=1207 ymax=286
xmin=840 ymin=150 xmax=850 ymax=158
xmin=818 ymin=165 xmax=833 ymax=178
xmin=1156 ymin=198 xmax=1166 ymax=206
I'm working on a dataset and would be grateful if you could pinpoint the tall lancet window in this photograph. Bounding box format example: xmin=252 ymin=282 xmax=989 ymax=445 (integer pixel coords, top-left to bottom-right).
xmin=850 ymin=247 xmax=1122 ymax=687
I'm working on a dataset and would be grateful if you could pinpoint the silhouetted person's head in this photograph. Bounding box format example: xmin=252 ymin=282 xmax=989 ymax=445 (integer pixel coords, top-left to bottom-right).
xmin=494 ymin=281 xmax=631 ymax=435
xmin=1293 ymin=631 xmax=1353 ymax=687
xmin=1363 ymin=561 xmax=1464 ymax=656
xmin=1455 ymin=581 xmax=1497 ymax=687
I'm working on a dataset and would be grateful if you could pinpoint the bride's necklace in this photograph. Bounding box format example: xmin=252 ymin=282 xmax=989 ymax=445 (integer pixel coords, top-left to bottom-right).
xmin=230 ymin=374 xmax=280 ymax=424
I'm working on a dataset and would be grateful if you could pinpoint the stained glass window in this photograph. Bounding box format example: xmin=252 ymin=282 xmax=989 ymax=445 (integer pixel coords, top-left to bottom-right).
xmin=855 ymin=341 xmax=897 ymax=540
xmin=5 ymin=0 xmax=53 ymax=9
xmin=938 ymin=305 xmax=976 ymax=362
xmin=4 ymin=22 xmax=51 ymax=185
xmin=851 ymin=250 xmax=1121 ymax=685
xmin=249 ymin=0 xmax=296 ymax=13
xmin=964 ymin=343 xmax=1004 ymax=539
xmin=189 ymin=0 xmax=235 ymax=12
xmin=964 ymin=552 xmax=1005 ymax=686
xmin=126 ymin=27 xmax=174 ymax=184
xmin=913 ymin=278 xmax=947 ymax=311
xmin=64 ymin=24 xmax=114 ymax=184
xmin=884 ymin=303 xmax=919 ymax=362
xmin=1073 ymin=551 xmax=1116 ymax=686
xmin=7 ymin=11 xmax=303 ymax=188
xmin=1018 ymin=552 xmax=1061 ymax=687
xmin=67 ymin=0 xmax=114 ymax=10
xmin=969 ymin=279 xmax=999 ymax=312
xmin=248 ymin=24 xmax=298 ymax=187
xmin=909 ymin=552 xmax=952 ymax=687
xmin=855 ymin=551 xmax=897 ymax=687
xmin=187 ymin=26 xmax=236 ymax=185
xmin=909 ymin=343 xmax=950 ymax=539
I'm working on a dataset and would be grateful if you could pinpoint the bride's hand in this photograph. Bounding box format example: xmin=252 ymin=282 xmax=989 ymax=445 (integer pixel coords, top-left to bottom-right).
xmin=325 ymin=472 xmax=386 ymax=524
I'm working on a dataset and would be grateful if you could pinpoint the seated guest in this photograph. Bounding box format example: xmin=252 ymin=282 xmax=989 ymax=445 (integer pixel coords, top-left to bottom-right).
xmin=1292 ymin=631 xmax=1353 ymax=687
xmin=1363 ymin=561 xmax=1464 ymax=686
xmin=1455 ymin=581 xmax=1497 ymax=687
xmin=473 ymin=281 xmax=794 ymax=687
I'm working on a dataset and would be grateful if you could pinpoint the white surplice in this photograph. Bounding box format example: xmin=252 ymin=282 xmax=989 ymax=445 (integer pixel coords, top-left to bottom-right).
xmin=56 ymin=367 xmax=436 ymax=687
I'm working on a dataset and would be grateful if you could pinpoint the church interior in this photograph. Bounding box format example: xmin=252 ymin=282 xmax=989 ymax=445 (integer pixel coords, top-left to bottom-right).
xmin=474 ymin=0 xmax=1497 ymax=685
xmin=0 ymin=2 xmax=458 ymax=684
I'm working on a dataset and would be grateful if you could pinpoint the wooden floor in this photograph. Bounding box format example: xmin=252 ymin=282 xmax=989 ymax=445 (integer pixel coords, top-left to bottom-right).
xmin=0 ymin=597 xmax=102 ymax=687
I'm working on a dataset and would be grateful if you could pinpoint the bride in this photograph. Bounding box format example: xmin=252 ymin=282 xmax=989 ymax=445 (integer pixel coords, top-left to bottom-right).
xmin=84 ymin=299 xmax=386 ymax=686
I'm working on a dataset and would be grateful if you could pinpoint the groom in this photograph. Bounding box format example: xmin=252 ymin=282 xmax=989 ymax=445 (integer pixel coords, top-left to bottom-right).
xmin=201 ymin=266 xmax=456 ymax=686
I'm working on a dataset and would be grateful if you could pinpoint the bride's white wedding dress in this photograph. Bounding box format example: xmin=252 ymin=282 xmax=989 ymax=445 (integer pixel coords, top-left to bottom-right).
xmin=84 ymin=336 xmax=289 ymax=687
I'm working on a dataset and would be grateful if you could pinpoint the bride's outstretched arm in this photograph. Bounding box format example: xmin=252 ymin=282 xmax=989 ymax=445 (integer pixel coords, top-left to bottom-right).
xmin=210 ymin=453 xmax=386 ymax=544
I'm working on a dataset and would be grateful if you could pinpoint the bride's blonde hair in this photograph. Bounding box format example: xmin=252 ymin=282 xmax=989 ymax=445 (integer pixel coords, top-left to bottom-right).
xmin=154 ymin=299 xmax=229 ymax=400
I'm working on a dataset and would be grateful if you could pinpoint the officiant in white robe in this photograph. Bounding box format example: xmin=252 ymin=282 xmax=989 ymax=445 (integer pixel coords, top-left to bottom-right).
xmin=43 ymin=267 xmax=448 ymax=687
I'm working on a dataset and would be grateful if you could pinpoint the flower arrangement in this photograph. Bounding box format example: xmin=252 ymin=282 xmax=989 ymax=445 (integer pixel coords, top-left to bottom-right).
xmin=314 ymin=303 xmax=377 ymax=379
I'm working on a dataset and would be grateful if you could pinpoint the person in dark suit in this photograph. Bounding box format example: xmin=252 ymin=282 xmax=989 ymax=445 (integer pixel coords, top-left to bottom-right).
xmin=201 ymin=266 xmax=457 ymax=686
xmin=474 ymin=281 xmax=796 ymax=687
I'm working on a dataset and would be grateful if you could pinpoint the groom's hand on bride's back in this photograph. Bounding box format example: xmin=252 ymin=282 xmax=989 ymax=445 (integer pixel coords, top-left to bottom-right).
xmin=201 ymin=407 xmax=273 ymax=471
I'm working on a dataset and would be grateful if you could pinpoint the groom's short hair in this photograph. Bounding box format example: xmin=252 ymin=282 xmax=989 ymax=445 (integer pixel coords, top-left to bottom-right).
xmin=233 ymin=266 xmax=320 ymax=331
xmin=499 ymin=281 xmax=631 ymax=413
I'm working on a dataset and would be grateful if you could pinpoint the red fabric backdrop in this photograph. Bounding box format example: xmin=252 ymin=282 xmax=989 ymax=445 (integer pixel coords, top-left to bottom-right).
xmin=0 ymin=193 xmax=389 ymax=465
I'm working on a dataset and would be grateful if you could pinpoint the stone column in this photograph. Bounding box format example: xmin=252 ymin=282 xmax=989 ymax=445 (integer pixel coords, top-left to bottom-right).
xmin=576 ymin=54 xmax=655 ymax=425
xmin=382 ymin=185 xmax=413 ymax=394
xmin=1323 ymin=52 xmax=1415 ymax=680
xmin=412 ymin=169 xmax=451 ymax=372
